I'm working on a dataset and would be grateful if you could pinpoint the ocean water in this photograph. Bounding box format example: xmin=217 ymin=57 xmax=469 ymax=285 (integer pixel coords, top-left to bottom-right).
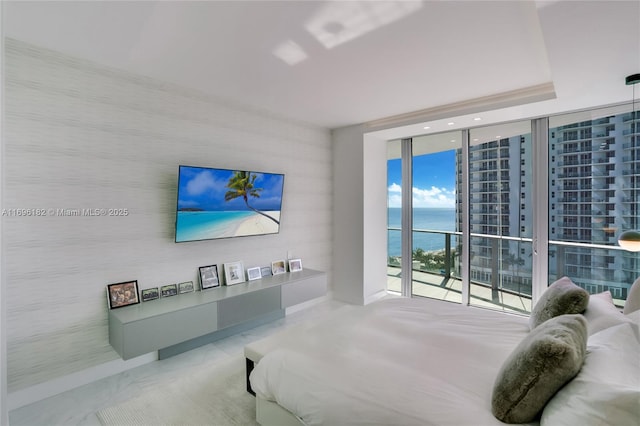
xmin=388 ymin=207 xmax=456 ymax=257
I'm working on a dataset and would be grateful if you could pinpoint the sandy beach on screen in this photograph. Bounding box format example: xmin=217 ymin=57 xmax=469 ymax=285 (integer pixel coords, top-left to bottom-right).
xmin=234 ymin=212 xmax=280 ymax=236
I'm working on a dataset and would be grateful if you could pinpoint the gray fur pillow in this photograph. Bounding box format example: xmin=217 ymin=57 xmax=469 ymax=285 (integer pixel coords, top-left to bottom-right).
xmin=491 ymin=314 xmax=587 ymax=424
xmin=529 ymin=276 xmax=589 ymax=329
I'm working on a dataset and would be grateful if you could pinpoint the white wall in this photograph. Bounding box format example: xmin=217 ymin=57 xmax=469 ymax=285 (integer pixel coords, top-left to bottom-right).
xmin=332 ymin=125 xmax=364 ymax=304
xmin=332 ymin=125 xmax=387 ymax=304
xmin=362 ymin=133 xmax=389 ymax=304
xmin=3 ymin=38 xmax=332 ymax=397
xmin=0 ymin=4 xmax=9 ymax=423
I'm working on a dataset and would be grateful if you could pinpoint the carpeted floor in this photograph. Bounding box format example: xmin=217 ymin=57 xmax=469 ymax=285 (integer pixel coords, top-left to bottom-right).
xmin=96 ymin=356 xmax=259 ymax=426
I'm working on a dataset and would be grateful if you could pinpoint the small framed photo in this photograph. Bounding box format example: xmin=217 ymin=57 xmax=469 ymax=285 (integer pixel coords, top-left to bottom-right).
xmin=161 ymin=284 xmax=178 ymax=298
xmin=247 ymin=267 xmax=262 ymax=281
xmin=224 ymin=261 xmax=246 ymax=285
xmin=107 ymin=280 xmax=140 ymax=309
xmin=141 ymin=287 xmax=159 ymax=302
xmin=289 ymin=258 xmax=303 ymax=272
xmin=271 ymin=260 xmax=287 ymax=275
xmin=260 ymin=266 xmax=272 ymax=277
xmin=199 ymin=264 xmax=220 ymax=290
xmin=178 ymin=281 xmax=195 ymax=294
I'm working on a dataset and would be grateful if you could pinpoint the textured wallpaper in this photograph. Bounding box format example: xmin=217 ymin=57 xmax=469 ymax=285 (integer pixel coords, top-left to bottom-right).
xmin=3 ymin=38 xmax=332 ymax=392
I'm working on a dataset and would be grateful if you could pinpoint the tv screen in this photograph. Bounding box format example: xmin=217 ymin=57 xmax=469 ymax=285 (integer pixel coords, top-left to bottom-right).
xmin=175 ymin=165 xmax=285 ymax=243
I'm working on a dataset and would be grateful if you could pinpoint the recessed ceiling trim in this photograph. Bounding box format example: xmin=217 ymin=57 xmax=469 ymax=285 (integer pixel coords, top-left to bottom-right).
xmin=364 ymin=82 xmax=556 ymax=133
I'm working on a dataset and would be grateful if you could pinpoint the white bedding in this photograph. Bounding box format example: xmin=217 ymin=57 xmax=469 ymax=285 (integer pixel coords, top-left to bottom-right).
xmin=250 ymin=297 xmax=534 ymax=426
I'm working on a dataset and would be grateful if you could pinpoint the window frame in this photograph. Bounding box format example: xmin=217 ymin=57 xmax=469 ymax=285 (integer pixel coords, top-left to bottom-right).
xmin=389 ymin=103 xmax=638 ymax=309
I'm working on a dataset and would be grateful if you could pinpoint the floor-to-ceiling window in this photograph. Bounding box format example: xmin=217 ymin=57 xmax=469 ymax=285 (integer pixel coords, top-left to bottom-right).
xmin=468 ymin=121 xmax=533 ymax=313
xmin=387 ymin=102 xmax=640 ymax=312
xmin=548 ymin=104 xmax=639 ymax=306
xmin=387 ymin=139 xmax=403 ymax=293
xmin=410 ymin=132 xmax=462 ymax=302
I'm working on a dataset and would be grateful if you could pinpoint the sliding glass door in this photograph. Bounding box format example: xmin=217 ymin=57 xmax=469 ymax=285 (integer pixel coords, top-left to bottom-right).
xmin=410 ymin=132 xmax=462 ymax=302
xmin=387 ymin=139 xmax=402 ymax=293
xmin=387 ymin=102 xmax=640 ymax=312
xmin=548 ymin=104 xmax=639 ymax=306
xmin=468 ymin=121 xmax=533 ymax=313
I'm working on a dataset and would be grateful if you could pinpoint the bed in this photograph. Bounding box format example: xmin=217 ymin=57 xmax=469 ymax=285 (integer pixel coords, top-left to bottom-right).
xmin=247 ymin=278 xmax=640 ymax=426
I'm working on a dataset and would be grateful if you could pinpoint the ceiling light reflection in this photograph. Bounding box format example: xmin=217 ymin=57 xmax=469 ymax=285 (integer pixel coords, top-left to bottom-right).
xmin=306 ymin=1 xmax=422 ymax=49
xmin=273 ymin=40 xmax=308 ymax=66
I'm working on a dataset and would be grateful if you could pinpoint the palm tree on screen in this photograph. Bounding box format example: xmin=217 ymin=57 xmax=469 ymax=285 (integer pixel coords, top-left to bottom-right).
xmin=225 ymin=171 xmax=279 ymax=225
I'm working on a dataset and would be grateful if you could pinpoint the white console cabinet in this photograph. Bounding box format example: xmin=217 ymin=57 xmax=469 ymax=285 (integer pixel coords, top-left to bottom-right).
xmin=109 ymin=269 xmax=327 ymax=360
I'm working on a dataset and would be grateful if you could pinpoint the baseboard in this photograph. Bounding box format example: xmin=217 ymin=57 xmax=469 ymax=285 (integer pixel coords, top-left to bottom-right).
xmin=364 ymin=289 xmax=390 ymax=305
xmin=7 ymin=351 xmax=157 ymax=411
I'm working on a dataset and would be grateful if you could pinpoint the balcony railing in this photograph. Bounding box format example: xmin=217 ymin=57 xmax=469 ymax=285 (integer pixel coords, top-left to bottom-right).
xmin=388 ymin=228 xmax=634 ymax=311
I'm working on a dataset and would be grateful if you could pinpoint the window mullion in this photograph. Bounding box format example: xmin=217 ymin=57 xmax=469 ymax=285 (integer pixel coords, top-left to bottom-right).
xmin=401 ymin=138 xmax=413 ymax=297
xmin=531 ymin=117 xmax=549 ymax=304
xmin=461 ymin=129 xmax=470 ymax=305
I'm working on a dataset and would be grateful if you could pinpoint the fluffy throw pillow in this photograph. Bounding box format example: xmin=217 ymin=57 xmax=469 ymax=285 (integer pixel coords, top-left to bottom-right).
xmin=540 ymin=321 xmax=640 ymax=426
xmin=529 ymin=276 xmax=589 ymax=329
xmin=623 ymin=276 xmax=640 ymax=315
xmin=584 ymin=291 xmax=632 ymax=335
xmin=491 ymin=314 xmax=588 ymax=424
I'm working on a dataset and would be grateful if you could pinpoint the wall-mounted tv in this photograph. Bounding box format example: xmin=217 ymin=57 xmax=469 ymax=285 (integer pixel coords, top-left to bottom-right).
xmin=175 ymin=165 xmax=285 ymax=243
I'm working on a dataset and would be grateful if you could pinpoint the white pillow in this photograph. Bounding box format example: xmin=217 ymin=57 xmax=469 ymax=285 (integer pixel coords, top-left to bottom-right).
xmin=583 ymin=291 xmax=632 ymax=335
xmin=540 ymin=321 xmax=640 ymax=426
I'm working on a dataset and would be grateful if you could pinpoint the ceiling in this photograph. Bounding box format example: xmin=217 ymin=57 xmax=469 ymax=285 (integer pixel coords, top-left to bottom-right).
xmin=4 ymin=1 xmax=640 ymax=137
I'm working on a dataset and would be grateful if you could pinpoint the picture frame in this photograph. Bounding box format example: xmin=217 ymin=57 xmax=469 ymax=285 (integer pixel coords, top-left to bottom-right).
xmin=260 ymin=266 xmax=272 ymax=277
xmin=289 ymin=258 xmax=303 ymax=272
xmin=178 ymin=281 xmax=195 ymax=294
xmin=224 ymin=261 xmax=246 ymax=285
xmin=107 ymin=280 xmax=140 ymax=309
xmin=161 ymin=284 xmax=178 ymax=298
xmin=271 ymin=260 xmax=287 ymax=275
xmin=247 ymin=267 xmax=262 ymax=281
xmin=141 ymin=287 xmax=159 ymax=302
xmin=199 ymin=264 xmax=220 ymax=290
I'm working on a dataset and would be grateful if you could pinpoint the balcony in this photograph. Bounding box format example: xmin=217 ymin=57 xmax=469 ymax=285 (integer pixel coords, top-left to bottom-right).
xmin=387 ymin=229 xmax=533 ymax=314
xmin=557 ymin=171 xmax=593 ymax=178
xmin=389 ymin=225 xmax=634 ymax=311
xmin=386 ymin=267 xmax=532 ymax=314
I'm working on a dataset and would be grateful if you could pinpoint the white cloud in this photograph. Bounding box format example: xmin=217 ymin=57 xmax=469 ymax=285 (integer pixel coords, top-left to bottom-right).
xmin=388 ymin=183 xmax=402 ymax=193
xmin=387 ymin=183 xmax=455 ymax=208
xmin=186 ymin=170 xmax=223 ymax=195
xmin=413 ymin=186 xmax=456 ymax=208
xmin=388 ymin=194 xmax=402 ymax=208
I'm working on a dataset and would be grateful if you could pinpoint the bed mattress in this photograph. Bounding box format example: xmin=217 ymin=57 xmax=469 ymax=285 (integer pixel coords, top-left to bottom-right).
xmin=250 ymin=297 xmax=535 ymax=426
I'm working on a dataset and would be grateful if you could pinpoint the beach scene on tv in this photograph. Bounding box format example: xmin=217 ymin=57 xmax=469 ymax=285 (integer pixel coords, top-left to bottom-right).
xmin=176 ymin=166 xmax=284 ymax=242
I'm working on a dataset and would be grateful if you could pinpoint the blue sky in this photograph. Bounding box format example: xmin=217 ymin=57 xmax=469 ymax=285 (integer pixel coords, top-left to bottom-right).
xmin=388 ymin=150 xmax=456 ymax=208
xmin=178 ymin=166 xmax=284 ymax=211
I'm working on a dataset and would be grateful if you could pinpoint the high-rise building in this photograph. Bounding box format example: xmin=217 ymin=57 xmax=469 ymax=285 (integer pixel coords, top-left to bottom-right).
xmin=549 ymin=112 xmax=639 ymax=299
xmin=456 ymin=110 xmax=639 ymax=301
xmin=458 ymin=135 xmax=533 ymax=296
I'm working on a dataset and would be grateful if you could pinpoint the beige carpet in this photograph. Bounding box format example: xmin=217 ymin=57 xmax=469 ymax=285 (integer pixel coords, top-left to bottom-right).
xmin=96 ymin=356 xmax=259 ymax=426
